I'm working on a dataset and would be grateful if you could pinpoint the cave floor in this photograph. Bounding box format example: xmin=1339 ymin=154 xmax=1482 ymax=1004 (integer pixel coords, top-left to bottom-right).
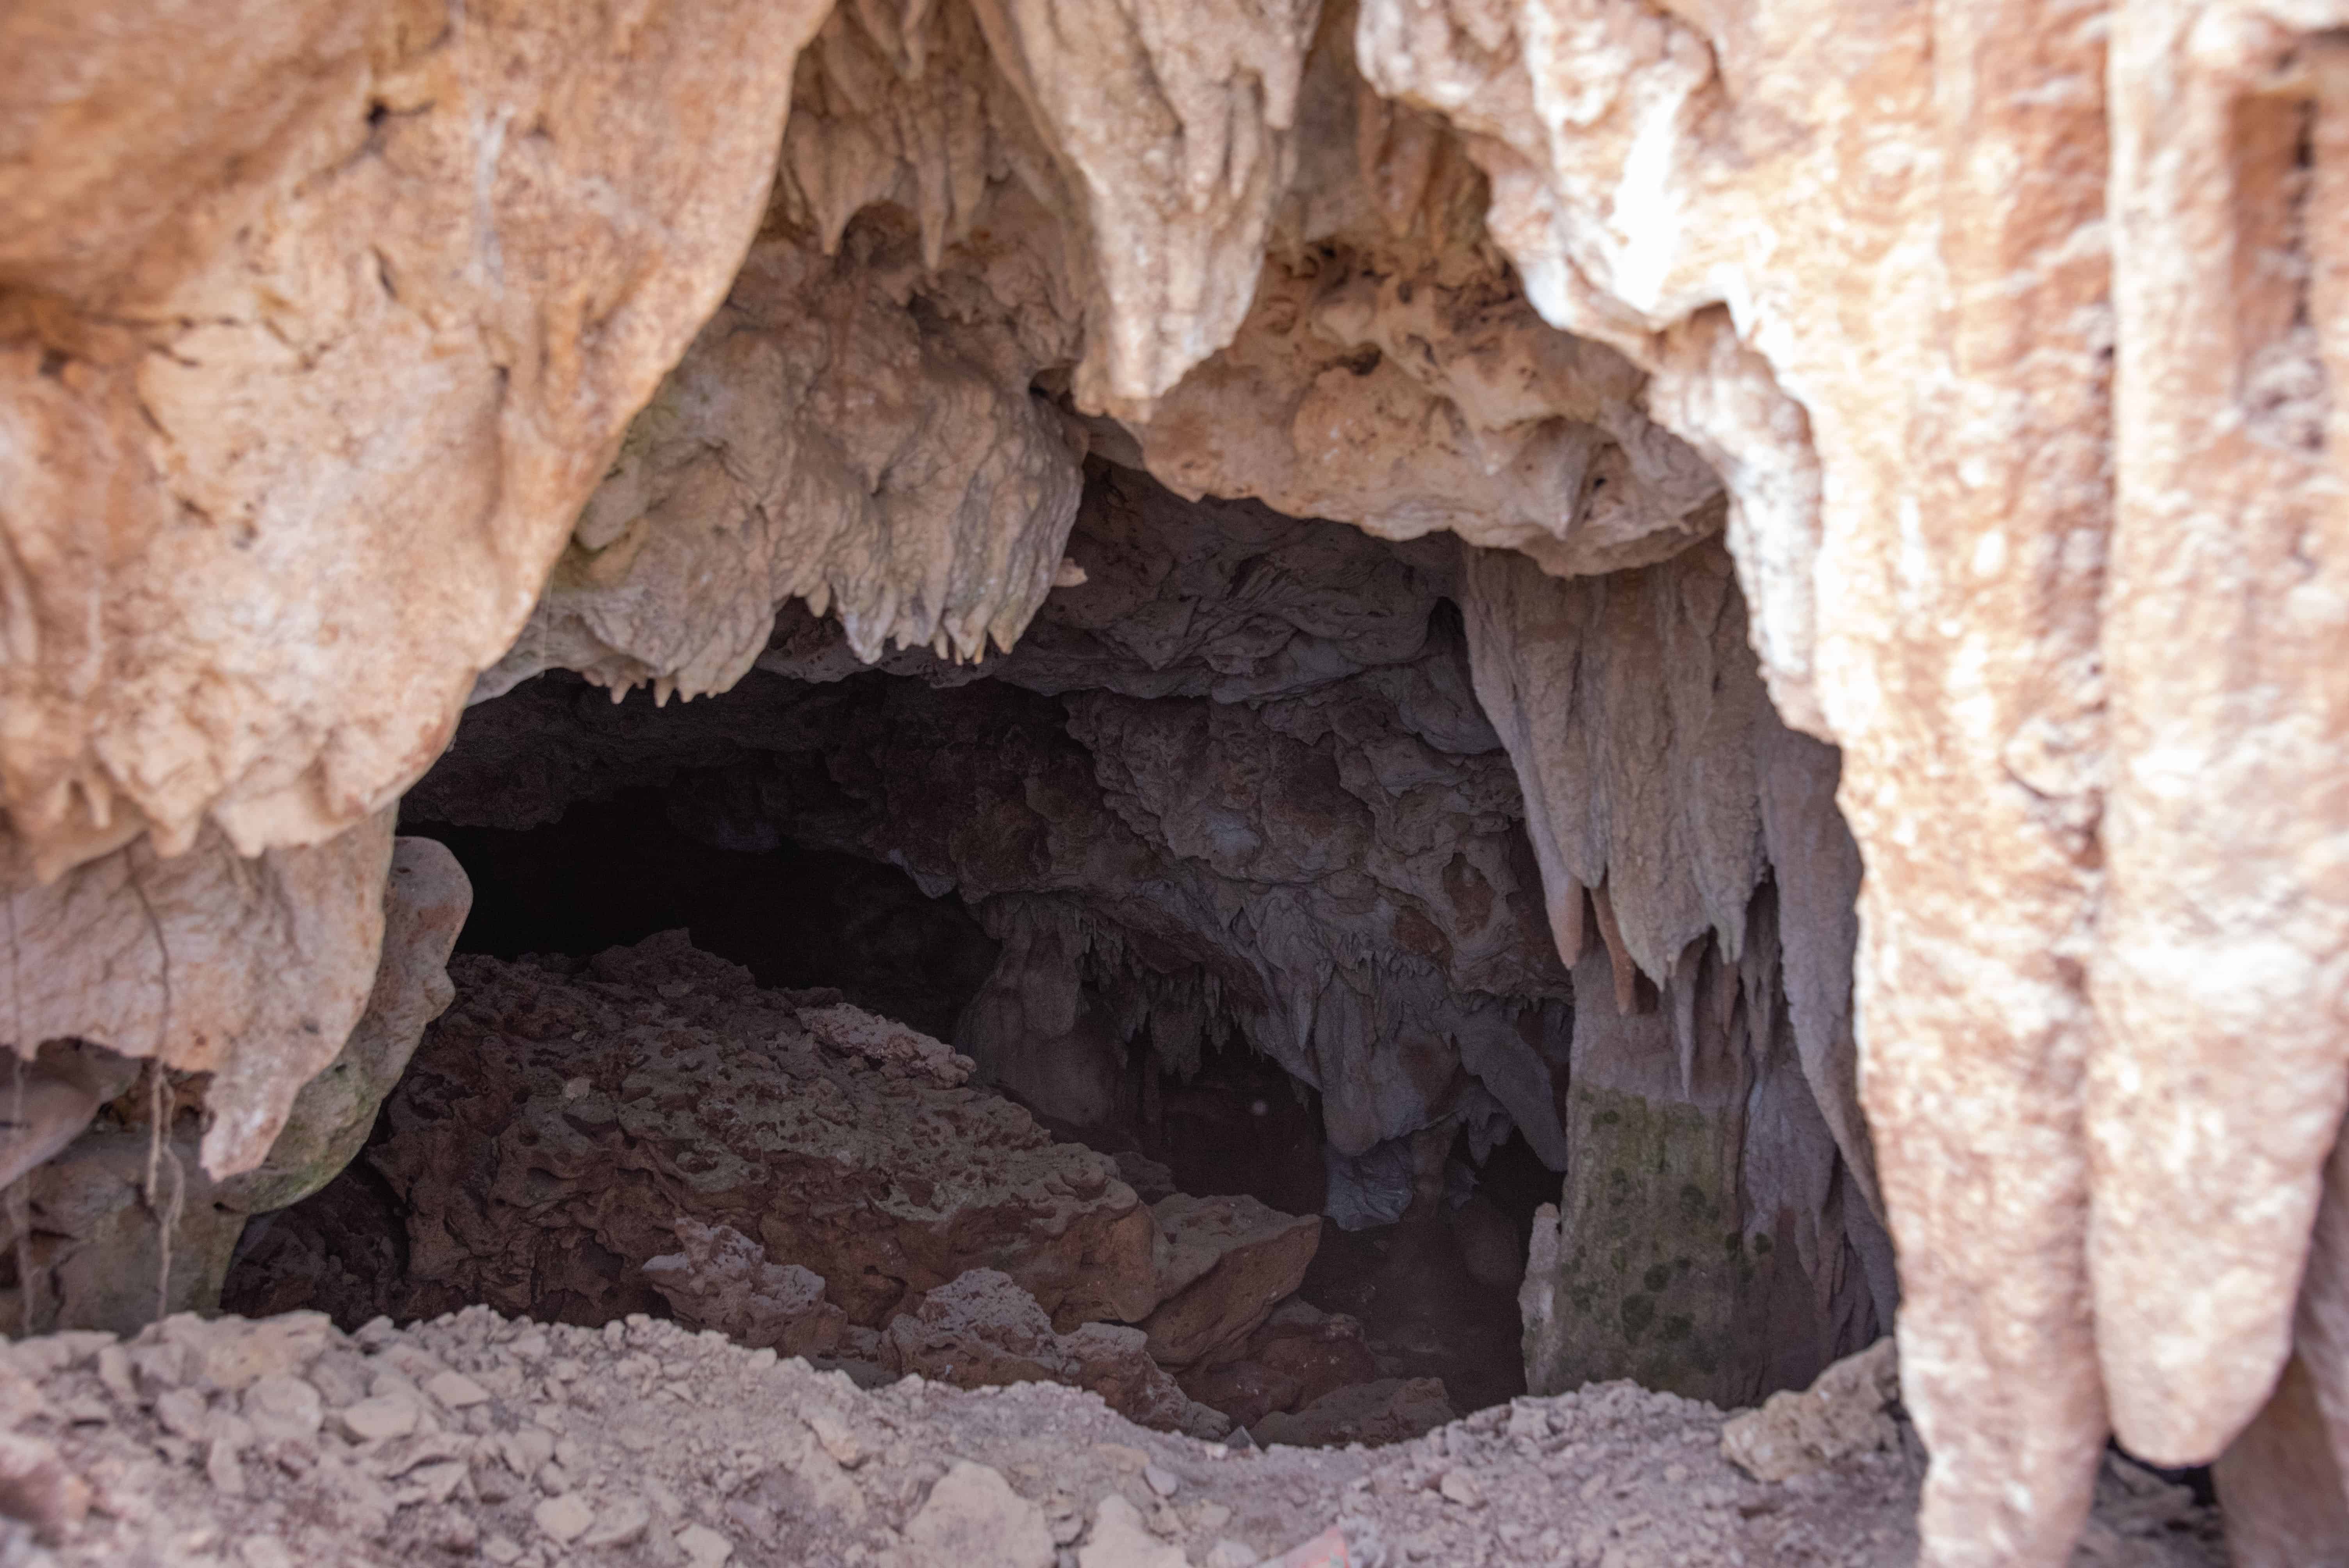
xmin=5 ymin=1306 xmax=2222 ymax=1568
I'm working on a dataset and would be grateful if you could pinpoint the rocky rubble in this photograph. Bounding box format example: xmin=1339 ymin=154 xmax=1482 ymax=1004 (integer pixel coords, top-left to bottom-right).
xmin=875 ymin=1269 xmax=1222 ymax=1439
xmin=0 ymin=1307 xmax=2222 ymax=1568
xmin=415 ymin=472 xmax=1581 ymax=1173
xmin=239 ymin=933 xmax=1368 ymax=1439
xmin=410 ymin=472 xmax=1889 ymax=1407
xmin=360 ymin=933 xmax=1164 ymax=1333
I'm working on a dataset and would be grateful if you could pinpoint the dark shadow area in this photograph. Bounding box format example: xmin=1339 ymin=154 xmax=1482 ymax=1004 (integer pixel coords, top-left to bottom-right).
xmin=403 ymin=789 xmax=1002 ymax=1041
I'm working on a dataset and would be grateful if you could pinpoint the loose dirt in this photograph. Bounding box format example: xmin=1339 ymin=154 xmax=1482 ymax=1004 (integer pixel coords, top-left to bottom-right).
xmin=0 ymin=1306 xmax=2220 ymax=1568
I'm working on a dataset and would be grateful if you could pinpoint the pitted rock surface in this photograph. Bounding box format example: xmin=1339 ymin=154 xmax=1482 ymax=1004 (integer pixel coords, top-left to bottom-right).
xmin=367 ymin=934 xmax=1159 ymax=1332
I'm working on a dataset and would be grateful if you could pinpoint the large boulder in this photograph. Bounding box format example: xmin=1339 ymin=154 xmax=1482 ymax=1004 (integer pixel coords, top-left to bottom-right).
xmin=1140 ymin=1194 xmax=1324 ymax=1368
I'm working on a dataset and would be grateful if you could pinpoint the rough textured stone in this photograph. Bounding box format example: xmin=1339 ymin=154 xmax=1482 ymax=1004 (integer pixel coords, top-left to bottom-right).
xmin=5 ymin=5 xmax=2344 ymax=1563
xmin=370 ymin=933 xmax=1161 ymax=1331
xmin=1252 ymin=1376 xmax=1455 ymax=1449
xmin=1176 ymin=1300 xmax=1380 ymax=1429
xmin=899 ymin=1461 xmax=1056 ymax=1568
xmin=879 ymin=1268 xmax=1223 ymax=1436
xmin=0 ymin=813 xmax=396 ymax=1176
xmin=2089 ymin=0 xmax=2349 ymax=1478
xmin=0 ymin=836 xmax=467 ymax=1334
xmin=1140 ymin=1196 xmax=1324 ymax=1368
xmin=215 ymin=837 xmax=473 ymax=1213
xmin=1469 ymin=541 xmax=1889 ymax=1403
xmin=642 ymin=1219 xmax=847 ymax=1359
xmin=417 ymin=476 xmax=1579 ymax=1166
xmin=0 ymin=0 xmax=822 ymax=871
xmin=1721 ymin=1338 xmax=1902 ymax=1484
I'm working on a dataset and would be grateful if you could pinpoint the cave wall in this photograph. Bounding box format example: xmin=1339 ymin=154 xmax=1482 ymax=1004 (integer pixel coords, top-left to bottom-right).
xmin=415 ymin=462 xmax=1891 ymax=1405
xmin=4 ymin=2 xmax=2345 ymax=1563
xmin=415 ymin=470 xmax=1582 ymax=1166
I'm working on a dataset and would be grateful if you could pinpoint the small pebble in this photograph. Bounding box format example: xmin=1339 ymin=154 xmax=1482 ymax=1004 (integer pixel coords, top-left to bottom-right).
xmin=533 ymin=1493 xmax=594 ymax=1543
xmin=1142 ymin=1463 xmax=1180 ymax=1498
xmin=338 ymin=1392 xmax=419 ymax=1443
xmin=426 ymin=1371 xmax=491 ymax=1410
xmin=678 ymin=1523 xmax=735 ymax=1566
xmin=1438 ymin=1470 xmax=1485 ymax=1508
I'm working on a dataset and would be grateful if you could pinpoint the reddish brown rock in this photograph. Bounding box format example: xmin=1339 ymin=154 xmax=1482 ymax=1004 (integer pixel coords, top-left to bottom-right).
xmin=1140 ymin=1196 xmax=1324 ymax=1367
xmin=371 ymin=933 xmax=1160 ymax=1332
xmin=1176 ymin=1298 xmax=1380 ymax=1430
xmin=643 ymin=1219 xmax=846 ymax=1359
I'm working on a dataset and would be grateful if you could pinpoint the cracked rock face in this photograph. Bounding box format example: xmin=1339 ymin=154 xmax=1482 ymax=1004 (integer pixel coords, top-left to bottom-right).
xmin=7 ymin=1 xmax=2346 ymax=1560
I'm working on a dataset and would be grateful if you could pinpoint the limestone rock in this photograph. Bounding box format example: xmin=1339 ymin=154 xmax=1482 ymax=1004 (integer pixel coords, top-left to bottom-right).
xmin=418 ymin=472 xmax=1578 ymax=1167
xmin=2089 ymin=1 xmax=2349 ymax=1479
xmin=0 ymin=835 xmax=466 ymax=1335
xmin=478 ymin=203 xmax=1087 ymax=695
xmin=0 ymin=813 xmax=396 ymax=1178
xmin=368 ymin=933 xmax=1160 ymax=1331
xmin=1177 ymin=1300 xmax=1378 ymax=1429
xmin=1078 ymin=1493 xmax=1187 ymax=1568
xmin=1253 ymin=1377 xmax=1455 ymax=1449
xmin=216 ymin=837 xmax=474 ymax=1213
xmin=798 ymin=1006 xmax=977 ymax=1086
xmin=879 ymin=1269 xmax=1224 ymax=1436
xmin=1721 ymin=1338 xmax=1902 ymax=1484
xmin=643 ymin=1219 xmax=847 ymax=1358
xmin=1469 ymin=542 xmax=1887 ymax=1405
xmin=898 ymin=1460 xmax=1056 ymax=1568
xmin=1141 ymin=1196 xmax=1323 ymax=1368
xmin=0 ymin=1430 xmax=87 ymax=1541
xmin=1126 ymin=11 xmax=1723 ymax=577
xmin=0 ymin=0 xmax=822 ymax=876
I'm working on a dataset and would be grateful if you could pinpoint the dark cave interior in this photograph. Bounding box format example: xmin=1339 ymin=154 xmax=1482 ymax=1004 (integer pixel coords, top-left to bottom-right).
xmin=226 ymin=648 xmax=1566 ymax=1425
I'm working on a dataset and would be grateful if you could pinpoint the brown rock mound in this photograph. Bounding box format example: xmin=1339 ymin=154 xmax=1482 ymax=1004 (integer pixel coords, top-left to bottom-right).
xmin=370 ymin=933 xmax=1159 ymax=1331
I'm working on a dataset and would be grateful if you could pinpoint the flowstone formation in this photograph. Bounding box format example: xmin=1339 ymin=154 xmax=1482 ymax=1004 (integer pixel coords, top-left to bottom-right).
xmin=3 ymin=0 xmax=2344 ymax=1563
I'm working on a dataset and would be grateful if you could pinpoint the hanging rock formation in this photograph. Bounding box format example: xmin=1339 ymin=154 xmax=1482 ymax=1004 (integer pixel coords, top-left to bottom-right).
xmin=1464 ymin=539 xmax=1895 ymax=1409
xmin=415 ymin=473 xmax=1582 ymax=1167
xmin=1352 ymin=1 xmax=2347 ymax=1561
xmin=3 ymin=2 xmax=2344 ymax=1562
xmin=0 ymin=836 xmax=469 ymax=1335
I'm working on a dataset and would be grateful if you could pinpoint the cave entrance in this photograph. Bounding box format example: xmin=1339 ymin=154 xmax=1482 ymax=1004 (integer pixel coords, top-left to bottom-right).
xmin=224 ymin=470 xmax=1591 ymax=1445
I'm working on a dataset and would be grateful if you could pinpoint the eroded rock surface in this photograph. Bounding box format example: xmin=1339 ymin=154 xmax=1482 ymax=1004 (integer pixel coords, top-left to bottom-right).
xmin=4 ymin=2 xmax=2343 ymax=1560
xmin=417 ymin=474 xmax=1579 ymax=1169
xmin=364 ymin=934 xmax=1160 ymax=1332
xmin=641 ymin=1219 xmax=846 ymax=1359
xmin=877 ymin=1267 xmax=1225 ymax=1437
xmin=1141 ymin=1196 xmax=1324 ymax=1369
xmin=0 ymin=836 xmax=469 ymax=1336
